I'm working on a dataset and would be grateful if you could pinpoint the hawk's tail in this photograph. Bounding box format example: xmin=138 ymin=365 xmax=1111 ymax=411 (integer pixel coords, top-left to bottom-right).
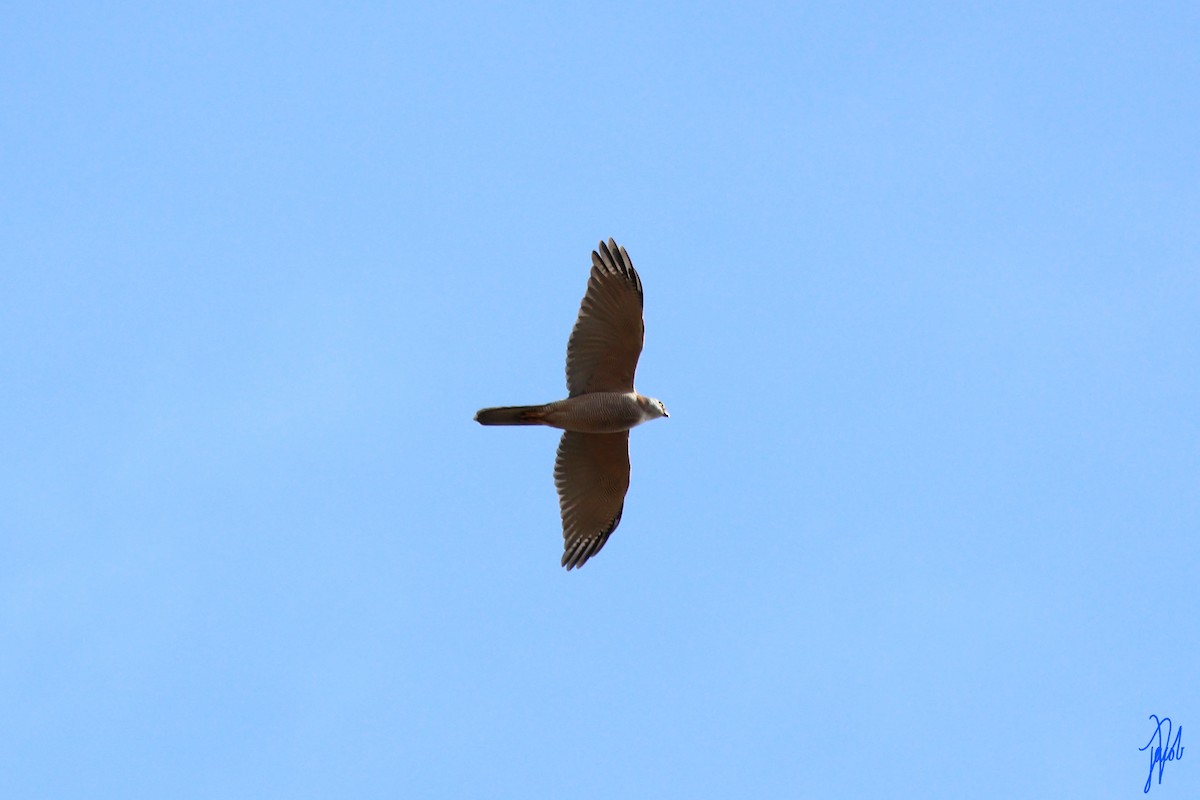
xmin=474 ymin=404 xmax=548 ymax=426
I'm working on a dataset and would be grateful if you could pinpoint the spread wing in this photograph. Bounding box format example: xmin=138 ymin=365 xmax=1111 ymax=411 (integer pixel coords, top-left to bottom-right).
xmin=565 ymin=239 xmax=644 ymax=396
xmin=554 ymin=431 xmax=631 ymax=570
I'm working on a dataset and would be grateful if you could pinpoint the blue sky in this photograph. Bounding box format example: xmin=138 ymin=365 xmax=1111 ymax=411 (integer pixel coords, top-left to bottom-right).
xmin=2 ymin=2 xmax=1197 ymax=797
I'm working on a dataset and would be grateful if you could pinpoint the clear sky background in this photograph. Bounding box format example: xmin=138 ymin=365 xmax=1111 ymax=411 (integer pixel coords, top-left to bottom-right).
xmin=2 ymin=3 xmax=1197 ymax=798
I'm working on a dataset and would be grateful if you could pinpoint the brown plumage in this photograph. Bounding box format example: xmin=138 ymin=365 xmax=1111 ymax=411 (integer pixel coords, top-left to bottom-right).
xmin=474 ymin=239 xmax=669 ymax=569
xmin=474 ymin=405 xmax=546 ymax=426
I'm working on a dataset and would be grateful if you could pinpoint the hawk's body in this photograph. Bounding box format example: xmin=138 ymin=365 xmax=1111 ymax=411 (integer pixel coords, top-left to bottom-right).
xmin=475 ymin=239 xmax=668 ymax=569
xmin=475 ymin=392 xmax=659 ymax=434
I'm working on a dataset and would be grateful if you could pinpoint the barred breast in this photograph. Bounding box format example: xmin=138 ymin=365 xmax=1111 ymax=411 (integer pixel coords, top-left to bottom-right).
xmin=541 ymin=392 xmax=647 ymax=433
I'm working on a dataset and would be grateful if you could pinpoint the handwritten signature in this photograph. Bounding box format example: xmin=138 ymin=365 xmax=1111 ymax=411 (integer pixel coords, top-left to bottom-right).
xmin=1140 ymin=715 xmax=1183 ymax=793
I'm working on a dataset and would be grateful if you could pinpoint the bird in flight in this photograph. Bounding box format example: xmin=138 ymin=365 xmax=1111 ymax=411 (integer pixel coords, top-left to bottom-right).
xmin=475 ymin=239 xmax=669 ymax=569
